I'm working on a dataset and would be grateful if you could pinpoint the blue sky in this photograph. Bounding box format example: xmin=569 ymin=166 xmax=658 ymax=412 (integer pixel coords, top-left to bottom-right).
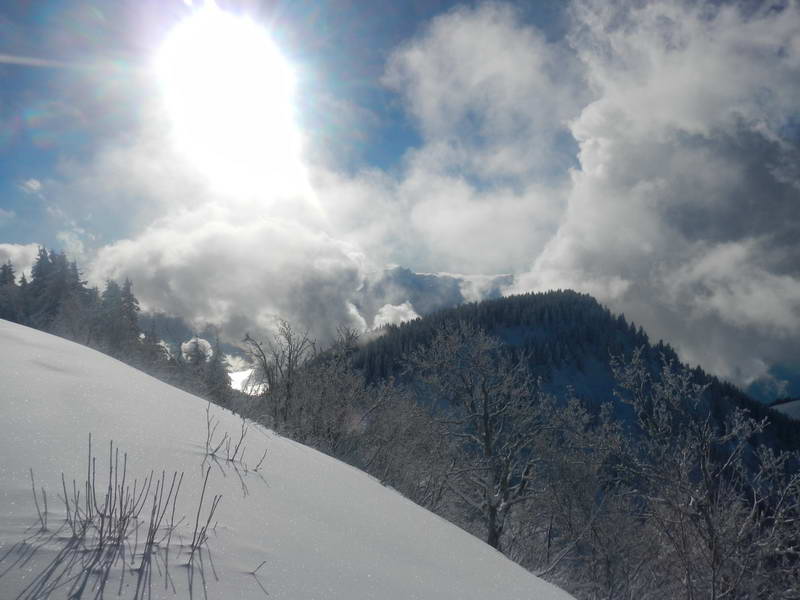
xmin=1 ymin=0 xmax=799 ymax=399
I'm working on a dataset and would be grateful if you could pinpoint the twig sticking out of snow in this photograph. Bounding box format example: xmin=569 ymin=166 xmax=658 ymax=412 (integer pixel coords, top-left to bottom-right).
xmin=29 ymin=469 xmax=47 ymax=532
xmin=250 ymin=560 xmax=267 ymax=575
xmin=253 ymin=447 xmax=268 ymax=473
xmin=189 ymin=465 xmax=223 ymax=563
xmin=204 ymin=402 xmax=269 ymax=473
xmin=4 ymin=434 xmax=224 ymax=599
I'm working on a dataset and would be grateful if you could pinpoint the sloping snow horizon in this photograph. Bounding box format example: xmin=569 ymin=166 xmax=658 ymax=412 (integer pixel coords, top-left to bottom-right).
xmin=772 ymin=400 xmax=800 ymax=421
xmin=0 ymin=319 xmax=574 ymax=599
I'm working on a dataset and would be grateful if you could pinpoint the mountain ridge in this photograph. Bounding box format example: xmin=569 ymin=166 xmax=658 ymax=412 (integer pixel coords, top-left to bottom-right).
xmin=353 ymin=289 xmax=800 ymax=450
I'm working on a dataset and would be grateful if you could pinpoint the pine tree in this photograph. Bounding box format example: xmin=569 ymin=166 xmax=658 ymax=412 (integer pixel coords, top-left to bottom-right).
xmin=0 ymin=260 xmax=19 ymax=321
xmin=51 ymin=260 xmax=94 ymax=342
xmin=139 ymin=322 xmax=167 ymax=371
xmin=17 ymin=273 xmax=30 ymax=324
xmin=27 ymin=247 xmax=57 ymax=328
xmin=120 ymin=278 xmax=140 ymax=338
xmin=0 ymin=261 xmax=15 ymax=286
xmin=204 ymin=337 xmax=232 ymax=405
xmin=99 ymin=280 xmax=140 ymax=357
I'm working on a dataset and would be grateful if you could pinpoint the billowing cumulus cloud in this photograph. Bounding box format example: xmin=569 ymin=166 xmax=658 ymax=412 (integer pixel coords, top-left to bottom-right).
xmin=310 ymin=2 xmax=585 ymax=275
xmin=372 ymin=301 xmax=420 ymax=329
xmin=384 ymin=3 xmax=586 ymax=179
xmin=380 ymin=2 xmax=585 ymax=273
xmin=88 ymin=201 xmax=368 ymax=343
xmin=513 ymin=0 xmax=800 ymax=387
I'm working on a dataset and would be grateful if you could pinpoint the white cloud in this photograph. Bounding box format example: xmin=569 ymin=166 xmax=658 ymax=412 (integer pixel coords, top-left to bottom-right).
xmin=314 ymin=2 xmax=582 ymax=275
xmin=385 ymin=2 xmax=583 ymax=270
xmin=662 ymin=239 xmax=800 ymax=335
xmin=513 ymin=0 xmax=800 ymax=385
xmin=384 ymin=2 xmax=585 ymax=180
xmin=56 ymin=230 xmax=86 ymax=261
xmin=88 ymin=202 xmax=368 ymax=343
xmin=347 ymin=302 xmax=369 ymax=333
xmin=0 ymin=243 xmax=39 ymax=277
xmin=372 ymin=301 xmax=420 ymax=329
xmin=18 ymin=179 xmax=42 ymax=194
xmin=568 ymin=0 xmax=800 ymax=140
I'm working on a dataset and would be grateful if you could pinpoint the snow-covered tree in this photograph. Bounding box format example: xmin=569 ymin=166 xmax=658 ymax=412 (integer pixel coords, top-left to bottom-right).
xmin=406 ymin=320 xmax=557 ymax=551
xmin=244 ymin=319 xmax=315 ymax=427
xmin=611 ymin=350 xmax=800 ymax=599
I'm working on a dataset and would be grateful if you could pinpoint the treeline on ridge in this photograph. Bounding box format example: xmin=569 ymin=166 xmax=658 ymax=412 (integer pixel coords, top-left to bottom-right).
xmin=0 ymin=248 xmax=232 ymax=404
xmin=353 ymin=290 xmax=800 ymax=450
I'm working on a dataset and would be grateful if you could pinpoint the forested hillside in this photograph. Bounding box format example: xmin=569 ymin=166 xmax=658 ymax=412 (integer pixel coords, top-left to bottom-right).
xmin=0 ymin=248 xmax=233 ymax=404
xmin=354 ymin=290 xmax=800 ymax=450
xmin=238 ymin=293 xmax=800 ymax=599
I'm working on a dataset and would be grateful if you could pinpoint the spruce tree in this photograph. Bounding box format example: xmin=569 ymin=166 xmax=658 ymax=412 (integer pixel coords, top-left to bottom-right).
xmin=120 ymin=278 xmax=140 ymax=336
xmin=27 ymin=247 xmax=56 ymax=328
xmin=205 ymin=337 xmax=232 ymax=405
xmin=0 ymin=261 xmax=15 ymax=286
xmin=100 ymin=280 xmax=130 ymax=357
xmin=0 ymin=260 xmax=19 ymax=321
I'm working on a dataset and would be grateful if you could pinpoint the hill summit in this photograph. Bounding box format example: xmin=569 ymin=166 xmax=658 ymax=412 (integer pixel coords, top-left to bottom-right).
xmin=354 ymin=290 xmax=800 ymax=450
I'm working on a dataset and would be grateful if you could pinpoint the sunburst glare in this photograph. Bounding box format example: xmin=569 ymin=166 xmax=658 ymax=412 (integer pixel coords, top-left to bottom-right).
xmin=154 ymin=2 xmax=305 ymax=195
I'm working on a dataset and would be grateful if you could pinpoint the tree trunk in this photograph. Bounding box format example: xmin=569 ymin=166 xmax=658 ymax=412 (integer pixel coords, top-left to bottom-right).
xmin=487 ymin=505 xmax=501 ymax=550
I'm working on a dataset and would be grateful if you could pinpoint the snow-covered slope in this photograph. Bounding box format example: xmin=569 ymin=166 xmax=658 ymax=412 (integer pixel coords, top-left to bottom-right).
xmin=772 ymin=399 xmax=800 ymax=421
xmin=0 ymin=319 xmax=573 ymax=600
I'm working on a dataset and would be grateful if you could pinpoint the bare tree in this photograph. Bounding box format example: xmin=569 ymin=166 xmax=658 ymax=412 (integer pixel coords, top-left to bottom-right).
xmin=612 ymin=350 xmax=800 ymax=600
xmin=502 ymin=395 xmax=668 ymax=600
xmin=406 ymin=320 xmax=556 ymax=551
xmin=290 ymin=328 xmax=368 ymax=453
xmin=243 ymin=319 xmax=315 ymax=429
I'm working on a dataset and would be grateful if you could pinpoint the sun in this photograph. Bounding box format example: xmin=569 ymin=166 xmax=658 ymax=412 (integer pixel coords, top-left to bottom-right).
xmin=155 ymin=3 xmax=304 ymax=194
